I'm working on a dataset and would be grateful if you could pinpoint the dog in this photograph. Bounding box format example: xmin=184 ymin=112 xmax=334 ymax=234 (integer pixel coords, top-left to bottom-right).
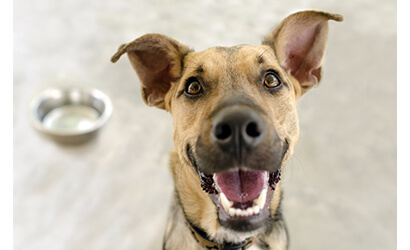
xmin=111 ymin=10 xmax=342 ymax=250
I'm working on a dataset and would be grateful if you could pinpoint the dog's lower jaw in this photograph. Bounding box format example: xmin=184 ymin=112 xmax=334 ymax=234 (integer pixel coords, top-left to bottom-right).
xmin=163 ymin=197 xmax=262 ymax=250
xmin=163 ymin=186 xmax=288 ymax=250
xmin=167 ymin=151 xmax=288 ymax=249
xmin=212 ymin=183 xmax=284 ymax=244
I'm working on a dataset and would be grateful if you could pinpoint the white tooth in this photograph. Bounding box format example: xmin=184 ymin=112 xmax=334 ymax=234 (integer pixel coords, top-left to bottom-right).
xmin=229 ymin=208 xmax=236 ymax=217
xmin=220 ymin=192 xmax=233 ymax=212
xmin=247 ymin=207 xmax=254 ymax=215
xmin=255 ymin=188 xmax=267 ymax=209
xmin=253 ymin=205 xmax=260 ymax=214
xmin=235 ymin=209 xmax=241 ymax=217
xmin=245 ymin=209 xmax=251 ymax=216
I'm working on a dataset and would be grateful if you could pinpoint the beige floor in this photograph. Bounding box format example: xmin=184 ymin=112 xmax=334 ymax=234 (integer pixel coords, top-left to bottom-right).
xmin=14 ymin=0 xmax=396 ymax=249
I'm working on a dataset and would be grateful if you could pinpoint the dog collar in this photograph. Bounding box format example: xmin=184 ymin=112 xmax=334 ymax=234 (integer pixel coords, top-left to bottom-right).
xmin=184 ymin=216 xmax=259 ymax=250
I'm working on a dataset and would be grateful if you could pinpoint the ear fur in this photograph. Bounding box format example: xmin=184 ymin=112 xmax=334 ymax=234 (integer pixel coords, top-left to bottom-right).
xmin=264 ymin=11 xmax=343 ymax=95
xmin=111 ymin=34 xmax=191 ymax=109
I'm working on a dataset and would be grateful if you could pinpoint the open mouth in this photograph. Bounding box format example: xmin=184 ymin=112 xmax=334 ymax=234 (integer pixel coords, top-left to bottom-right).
xmin=199 ymin=168 xmax=281 ymax=231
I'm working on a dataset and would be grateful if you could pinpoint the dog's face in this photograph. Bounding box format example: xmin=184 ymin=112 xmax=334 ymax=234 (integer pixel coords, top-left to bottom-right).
xmin=169 ymin=45 xmax=298 ymax=234
xmin=112 ymin=10 xmax=342 ymax=239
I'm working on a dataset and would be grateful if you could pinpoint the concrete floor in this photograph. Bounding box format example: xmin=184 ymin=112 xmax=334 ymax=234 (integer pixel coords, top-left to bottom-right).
xmin=14 ymin=0 xmax=396 ymax=249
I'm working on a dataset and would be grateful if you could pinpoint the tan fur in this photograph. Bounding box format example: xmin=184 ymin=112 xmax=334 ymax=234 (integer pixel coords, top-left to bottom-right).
xmin=112 ymin=10 xmax=342 ymax=250
xmin=167 ymin=46 xmax=299 ymax=241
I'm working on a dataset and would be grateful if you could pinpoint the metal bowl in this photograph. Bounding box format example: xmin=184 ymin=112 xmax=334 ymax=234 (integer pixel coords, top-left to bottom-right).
xmin=29 ymin=86 xmax=113 ymax=143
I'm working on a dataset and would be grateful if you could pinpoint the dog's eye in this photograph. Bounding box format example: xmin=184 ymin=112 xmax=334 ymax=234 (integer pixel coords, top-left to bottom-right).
xmin=185 ymin=78 xmax=203 ymax=96
xmin=264 ymin=72 xmax=281 ymax=88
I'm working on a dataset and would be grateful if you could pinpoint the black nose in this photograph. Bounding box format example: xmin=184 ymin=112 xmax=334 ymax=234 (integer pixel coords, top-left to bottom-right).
xmin=211 ymin=106 xmax=266 ymax=157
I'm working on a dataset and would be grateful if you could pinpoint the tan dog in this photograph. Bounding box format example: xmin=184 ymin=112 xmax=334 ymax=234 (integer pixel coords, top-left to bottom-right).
xmin=112 ymin=10 xmax=342 ymax=250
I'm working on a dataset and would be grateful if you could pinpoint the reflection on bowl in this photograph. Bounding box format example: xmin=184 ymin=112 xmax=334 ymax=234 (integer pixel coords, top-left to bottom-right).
xmin=29 ymin=86 xmax=112 ymax=143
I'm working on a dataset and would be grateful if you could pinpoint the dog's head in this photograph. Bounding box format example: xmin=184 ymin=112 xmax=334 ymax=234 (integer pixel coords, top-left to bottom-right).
xmin=112 ymin=10 xmax=341 ymax=240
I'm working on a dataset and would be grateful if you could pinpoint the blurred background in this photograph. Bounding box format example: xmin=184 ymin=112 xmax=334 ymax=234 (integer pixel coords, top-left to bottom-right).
xmin=13 ymin=0 xmax=396 ymax=249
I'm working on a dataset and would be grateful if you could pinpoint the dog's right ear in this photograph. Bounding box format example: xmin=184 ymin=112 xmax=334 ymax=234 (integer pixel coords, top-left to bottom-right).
xmin=111 ymin=34 xmax=191 ymax=109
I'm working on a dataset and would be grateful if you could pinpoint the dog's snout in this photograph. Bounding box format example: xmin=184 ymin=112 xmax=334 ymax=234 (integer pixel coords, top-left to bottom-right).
xmin=211 ymin=106 xmax=265 ymax=156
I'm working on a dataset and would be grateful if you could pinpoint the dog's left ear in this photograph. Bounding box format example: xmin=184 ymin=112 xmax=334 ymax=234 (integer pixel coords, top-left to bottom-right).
xmin=264 ymin=11 xmax=342 ymax=96
xmin=111 ymin=34 xmax=191 ymax=109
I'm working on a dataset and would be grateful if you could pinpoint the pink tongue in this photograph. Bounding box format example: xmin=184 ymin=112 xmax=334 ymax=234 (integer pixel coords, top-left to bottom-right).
xmin=215 ymin=170 xmax=266 ymax=203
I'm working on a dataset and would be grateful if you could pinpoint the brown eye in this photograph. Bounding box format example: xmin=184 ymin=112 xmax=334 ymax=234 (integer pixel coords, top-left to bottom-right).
xmin=185 ymin=79 xmax=203 ymax=96
xmin=264 ymin=72 xmax=281 ymax=88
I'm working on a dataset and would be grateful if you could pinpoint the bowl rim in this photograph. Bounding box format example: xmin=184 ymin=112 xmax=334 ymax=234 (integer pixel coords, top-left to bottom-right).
xmin=29 ymin=86 xmax=113 ymax=137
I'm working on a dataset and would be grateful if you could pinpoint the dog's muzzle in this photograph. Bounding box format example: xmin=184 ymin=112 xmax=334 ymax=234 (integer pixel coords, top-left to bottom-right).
xmin=190 ymin=99 xmax=288 ymax=232
xmin=195 ymin=101 xmax=285 ymax=175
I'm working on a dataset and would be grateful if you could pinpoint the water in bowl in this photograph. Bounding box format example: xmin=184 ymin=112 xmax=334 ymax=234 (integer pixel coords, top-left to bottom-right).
xmin=42 ymin=105 xmax=100 ymax=133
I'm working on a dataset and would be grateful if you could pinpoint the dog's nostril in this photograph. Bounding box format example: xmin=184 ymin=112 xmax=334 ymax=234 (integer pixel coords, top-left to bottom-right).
xmin=215 ymin=124 xmax=232 ymax=140
xmin=246 ymin=122 xmax=261 ymax=138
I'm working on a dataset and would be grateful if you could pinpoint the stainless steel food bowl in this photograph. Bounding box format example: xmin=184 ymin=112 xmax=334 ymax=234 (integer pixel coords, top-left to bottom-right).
xmin=29 ymin=86 xmax=113 ymax=143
